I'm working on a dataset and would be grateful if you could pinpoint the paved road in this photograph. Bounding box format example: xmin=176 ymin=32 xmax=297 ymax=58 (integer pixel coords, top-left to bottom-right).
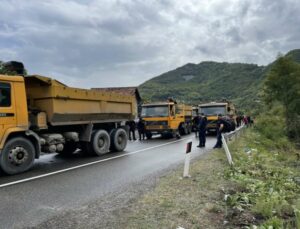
xmin=0 ymin=134 xmax=216 ymax=229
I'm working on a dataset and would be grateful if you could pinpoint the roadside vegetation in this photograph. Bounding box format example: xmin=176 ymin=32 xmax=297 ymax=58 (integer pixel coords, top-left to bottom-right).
xmin=223 ymin=110 xmax=300 ymax=228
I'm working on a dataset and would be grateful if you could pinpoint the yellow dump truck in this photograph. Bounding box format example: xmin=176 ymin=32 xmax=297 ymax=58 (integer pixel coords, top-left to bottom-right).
xmin=141 ymin=100 xmax=192 ymax=139
xmin=198 ymin=101 xmax=236 ymax=133
xmin=0 ymin=74 xmax=136 ymax=174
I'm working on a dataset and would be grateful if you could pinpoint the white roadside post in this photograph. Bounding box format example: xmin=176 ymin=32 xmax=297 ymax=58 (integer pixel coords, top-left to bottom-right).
xmin=183 ymin=139 xmax=193 ymax=178
xmin=221 ymin=134 xmax=234 ymax=166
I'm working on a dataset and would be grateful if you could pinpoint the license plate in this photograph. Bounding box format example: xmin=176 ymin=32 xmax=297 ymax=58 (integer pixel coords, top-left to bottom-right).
xmin=146 ymin=125 xmax=162 ymax=129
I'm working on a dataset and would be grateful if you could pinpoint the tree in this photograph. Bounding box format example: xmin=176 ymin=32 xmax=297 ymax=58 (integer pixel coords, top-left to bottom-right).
xmin=264 ymin=56 xmax=300 ymax=141
xmin=0 ymin=61 xmax=27 ymax=75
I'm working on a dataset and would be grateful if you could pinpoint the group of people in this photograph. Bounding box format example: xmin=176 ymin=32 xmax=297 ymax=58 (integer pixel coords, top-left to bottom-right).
xmin=128 ymin=114 xmax=253 ymax=148
xmin=193 ymin=113 xmax=241 ymax=149
xmin=236 ymin=115 xmax=253 ymax=127
xmin=125 ymin=118 xmax=146 ymax=141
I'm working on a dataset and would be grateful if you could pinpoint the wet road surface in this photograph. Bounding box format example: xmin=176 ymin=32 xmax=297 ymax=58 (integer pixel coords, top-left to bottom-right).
xmin=0 ymin=134 xmax=217 ymax=228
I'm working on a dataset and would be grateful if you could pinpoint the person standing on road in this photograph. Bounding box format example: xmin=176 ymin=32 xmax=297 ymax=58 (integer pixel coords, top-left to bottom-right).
xmin=137 ymin=118 xmax=145 ymax=140
xmin=197 ymin=113 xmax=207 ymax=147
xmin=213 ymin=114 xmax=225 ymax=148
xmin=193 ymin=114 xmax=200 ymax=137
xmin=127 ymin=120 xmax=136 ymax=140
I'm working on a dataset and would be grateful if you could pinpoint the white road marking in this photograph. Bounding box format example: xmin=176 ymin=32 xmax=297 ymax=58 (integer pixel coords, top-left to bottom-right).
xmin=0 ymin=137 xmax=191 ymax=188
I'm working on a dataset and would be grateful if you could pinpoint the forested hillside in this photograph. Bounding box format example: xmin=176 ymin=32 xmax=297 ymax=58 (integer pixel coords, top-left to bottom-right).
xmin=139 ymin=49 xmax=300 ymax=112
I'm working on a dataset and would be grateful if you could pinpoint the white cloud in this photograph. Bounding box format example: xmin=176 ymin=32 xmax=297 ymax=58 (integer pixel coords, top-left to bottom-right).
xmin=0 ymin=0 xmax=299 ymax=88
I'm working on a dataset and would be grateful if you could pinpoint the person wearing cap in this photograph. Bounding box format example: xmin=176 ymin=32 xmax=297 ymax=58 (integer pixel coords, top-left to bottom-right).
xmin=213 ymin=114 xmax=226 ymax=148
xmin=197 ymin=113 xmax=207 ymax=147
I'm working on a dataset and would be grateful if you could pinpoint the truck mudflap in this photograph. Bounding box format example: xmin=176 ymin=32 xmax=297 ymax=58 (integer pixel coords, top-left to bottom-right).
xmin=25 ymin=130 xmax=41 ymax=158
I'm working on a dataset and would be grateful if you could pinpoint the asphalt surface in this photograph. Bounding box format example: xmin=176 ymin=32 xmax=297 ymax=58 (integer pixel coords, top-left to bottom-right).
xmin=0 ymin=134 xmax=216 ymax=229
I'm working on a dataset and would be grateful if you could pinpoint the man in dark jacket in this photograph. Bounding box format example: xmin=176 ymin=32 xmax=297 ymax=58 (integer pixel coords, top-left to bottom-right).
xmin=193 ymin=115 xmax=200 ymax=137
xmin=137 ymin=118 xmax=145 ymax=140
xmin=126 ymin=120 xmax=136 ymax=141
xmin=213 ymin=114 xmax=226 ymax=148
xmin=197 ymin=113 xmax=207 ymax=147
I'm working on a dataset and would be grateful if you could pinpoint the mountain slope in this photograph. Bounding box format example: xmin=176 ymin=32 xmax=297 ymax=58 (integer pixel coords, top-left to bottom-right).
xmin=139 ymin=49 xmax=300 ymax=111
xmin=139 ymin=62 xmax=266 ymax=111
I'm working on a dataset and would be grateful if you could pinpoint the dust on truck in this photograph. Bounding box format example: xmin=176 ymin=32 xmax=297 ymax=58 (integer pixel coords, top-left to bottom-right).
xmin=199 ymin=101 xmax=236 ymax=133
xmin=141 ymin=100 xmax=192 ymax=139
xmin=0 ymin=74 xmax=136 ymax=174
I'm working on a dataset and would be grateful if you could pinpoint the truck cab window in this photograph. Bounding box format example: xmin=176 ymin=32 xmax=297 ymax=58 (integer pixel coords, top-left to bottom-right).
xmin=0 ymin=82 xmax=11 ymax=107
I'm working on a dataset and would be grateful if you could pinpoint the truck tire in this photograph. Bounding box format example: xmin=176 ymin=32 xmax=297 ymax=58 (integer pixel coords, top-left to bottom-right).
xmin=173 ymin=130 xmax=181 ymax=139
xmin=91 ymin=130 xmax=110 ymax=156
xmin=110 ymin=128 xmax=127 ymax=152
xmin=0 ymin=137 xmax=35 ymax=175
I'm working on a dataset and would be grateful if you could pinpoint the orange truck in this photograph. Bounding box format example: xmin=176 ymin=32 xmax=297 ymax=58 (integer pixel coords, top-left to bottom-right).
xmin=141 ymin=100 xmax=192 ymax=139
xmin=198 ymin=101 xmax=236 ymax=133
xmin=0 ymin=74 xmax=136 ymax=174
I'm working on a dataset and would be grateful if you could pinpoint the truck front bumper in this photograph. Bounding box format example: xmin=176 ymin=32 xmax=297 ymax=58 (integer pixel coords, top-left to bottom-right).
xmin=145 ymin=128 xmax=174 ymax=135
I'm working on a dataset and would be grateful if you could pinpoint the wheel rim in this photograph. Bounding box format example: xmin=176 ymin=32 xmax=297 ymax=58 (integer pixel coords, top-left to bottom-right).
xmin=98 ymin=138 xmax=105 ymax=148
xmin=118 ymin=135 xmax=123 ymax=144
xmin=8 ymin=146 xmax=29 ymax=166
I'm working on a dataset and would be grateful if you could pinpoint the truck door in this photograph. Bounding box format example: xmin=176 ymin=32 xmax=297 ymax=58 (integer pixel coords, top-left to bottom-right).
xmin=0 ymin=82 xmax=16 ymax=143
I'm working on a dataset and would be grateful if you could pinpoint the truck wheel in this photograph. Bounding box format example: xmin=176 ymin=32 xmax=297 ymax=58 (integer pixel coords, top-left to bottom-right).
xmin=91 ymin=130 xmax=110 ymax=156
xmin=110 ymin=128 xmax=127 ymax=152
xmin=174 ymin=130 xmax=181 ymax=139
xmin=0 ymin=137 xmax=35 ymax=175
xmin=146 ymin=132 xmax=152 ymax=139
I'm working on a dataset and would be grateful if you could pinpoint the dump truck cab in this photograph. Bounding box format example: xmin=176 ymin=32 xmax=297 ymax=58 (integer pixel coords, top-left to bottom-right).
xmin=0 ymin=75 xmax=41 ymax=174
xmin=0 ymin=75 xmax=29 ymax=147
xmin=141 ymin=101 xmax=192 ymax=138
xmin=199 ymin=101 xmax=236 ymax=133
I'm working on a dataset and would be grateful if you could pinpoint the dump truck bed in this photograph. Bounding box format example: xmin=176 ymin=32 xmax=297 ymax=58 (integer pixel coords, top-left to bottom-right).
xmin=25 ymin=75 xmax=136 ymax=126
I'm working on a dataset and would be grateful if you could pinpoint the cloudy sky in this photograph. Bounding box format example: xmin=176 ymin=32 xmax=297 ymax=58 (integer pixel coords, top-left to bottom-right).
xmin=0 ymin=0 xmax=299 ymax=88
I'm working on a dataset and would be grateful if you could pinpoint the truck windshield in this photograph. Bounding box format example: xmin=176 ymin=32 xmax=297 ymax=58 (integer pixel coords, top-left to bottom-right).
xmin=200 ymin=106 xmax=226 ymax=116
xmin=141 ymin=106 xmax=169 ymax=117
xmin=0 ymin=82 xmax=11 ymax=107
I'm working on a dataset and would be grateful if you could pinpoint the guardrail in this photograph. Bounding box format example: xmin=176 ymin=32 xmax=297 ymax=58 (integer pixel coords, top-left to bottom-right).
xmin=221 ymin=125 xmax=246 ymax=166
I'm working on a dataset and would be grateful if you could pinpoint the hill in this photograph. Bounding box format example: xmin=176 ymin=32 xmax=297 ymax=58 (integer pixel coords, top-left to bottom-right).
xmin=139 ymin=49 xmax=300 ymax=112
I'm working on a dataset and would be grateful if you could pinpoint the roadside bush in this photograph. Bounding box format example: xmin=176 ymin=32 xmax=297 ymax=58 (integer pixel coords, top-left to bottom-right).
xmin=254 ymin=106 xmax=296 ymax=152
xmin=223 ymin=125 xmax=300 ymax=228
xmin=261 ymin=216 xmax=284 ymax=228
